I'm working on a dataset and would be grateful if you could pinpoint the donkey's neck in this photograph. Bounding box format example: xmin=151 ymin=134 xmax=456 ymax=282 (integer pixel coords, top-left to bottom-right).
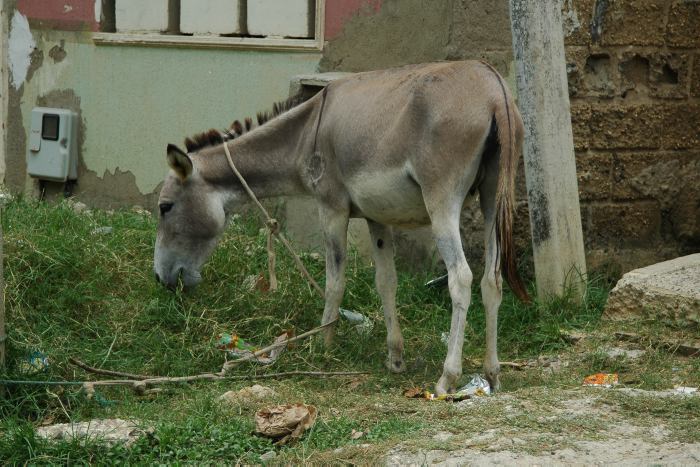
xmin=195 ymin=97 xmax=321 ymax=205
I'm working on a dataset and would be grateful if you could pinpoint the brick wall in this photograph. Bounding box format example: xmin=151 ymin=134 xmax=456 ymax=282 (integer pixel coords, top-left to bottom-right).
xmin=563 ymin=0 xmax=700 ymax=273
xmin=321 ymin=0 xmax=699 ymax=275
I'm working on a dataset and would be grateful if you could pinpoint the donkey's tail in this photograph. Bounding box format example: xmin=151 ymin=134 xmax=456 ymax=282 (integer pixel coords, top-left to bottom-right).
xmin=482 ymin=62 xmax=530 ymax=302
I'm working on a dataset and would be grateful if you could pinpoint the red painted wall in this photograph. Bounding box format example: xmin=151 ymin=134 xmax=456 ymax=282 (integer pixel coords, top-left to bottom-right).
xmin=17 ymin=0 xmax=99 ymax=31
xmin=325 ymin=0 xmax=382 ymax=40
xmin=17 ymin=0 xmax=379 ymax=36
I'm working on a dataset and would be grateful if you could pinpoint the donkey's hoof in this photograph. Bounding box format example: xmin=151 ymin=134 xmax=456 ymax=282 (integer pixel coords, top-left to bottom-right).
xmin=434 ymin=376 xmax=455 ymax=396
xmin=386 ymin=357 xmax=406 ymax=373
xmin=485 ymin=372 xmax=501 ymax=393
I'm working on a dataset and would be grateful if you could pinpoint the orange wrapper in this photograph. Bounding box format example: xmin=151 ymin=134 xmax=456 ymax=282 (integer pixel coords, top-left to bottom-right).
xmin=583 ymin=373 xmax=619 ymax=387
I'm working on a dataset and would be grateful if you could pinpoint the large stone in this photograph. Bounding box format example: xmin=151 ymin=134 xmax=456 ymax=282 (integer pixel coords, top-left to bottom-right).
xmin=665 ymin=1 xmax=700 ymax=48
xmin=693 ymin=58 xmax=700 ymax=98
xmin=36 ymin=419 xmax=153 ymax=447
xmin=598 ymin=0 xmax=666 ymax=46
xmin=610 ymin=151 xmax=698 ymax=202
xmin=576 ymin=153 xmax=612 ymax=201
xmin=562 ymin=0 xmax=594 ymax=46
xmin=604 ymin=254 xmax=700 ymax=326
xmin=571 ymin=103 xmax=700 ymax=150
xmin=586 ymin=201 xmax=661 ymax=247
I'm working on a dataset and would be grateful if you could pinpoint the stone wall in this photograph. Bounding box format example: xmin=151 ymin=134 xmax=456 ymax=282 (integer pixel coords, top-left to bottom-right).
xmin=565 ymin=0 xmax=700 ymax=274
xmin=320 ymin=0 xmax=700 ymax=276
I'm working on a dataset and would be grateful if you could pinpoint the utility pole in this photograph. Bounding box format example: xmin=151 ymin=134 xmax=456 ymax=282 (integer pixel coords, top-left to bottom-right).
xmin=508 ymin=0 xmax=587 ymax=300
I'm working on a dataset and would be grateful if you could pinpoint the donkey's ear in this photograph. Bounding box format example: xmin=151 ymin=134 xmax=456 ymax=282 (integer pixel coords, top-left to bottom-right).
xmin=166 ymin=144 xmax=193 ymax=180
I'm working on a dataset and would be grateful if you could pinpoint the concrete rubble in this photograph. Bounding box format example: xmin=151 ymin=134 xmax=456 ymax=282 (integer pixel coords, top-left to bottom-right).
xmin=36 ymin=418 xmax=152 ymax=447
xmin=604 ymin=254 xmax=700 ymax=326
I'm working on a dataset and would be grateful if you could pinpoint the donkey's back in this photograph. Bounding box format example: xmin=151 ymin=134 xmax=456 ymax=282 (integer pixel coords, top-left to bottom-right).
xmin=313 ymin=61 xmax=516 ymax=229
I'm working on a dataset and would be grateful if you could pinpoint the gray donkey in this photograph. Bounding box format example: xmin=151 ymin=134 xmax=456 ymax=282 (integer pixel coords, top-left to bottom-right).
xmin=154 ymin=61 xmax=529 ymax=395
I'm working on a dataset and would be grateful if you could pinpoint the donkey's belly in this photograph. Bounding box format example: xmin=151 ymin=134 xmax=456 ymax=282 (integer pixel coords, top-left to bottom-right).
xmin=346 ymin=169 xmax=430 ymax=227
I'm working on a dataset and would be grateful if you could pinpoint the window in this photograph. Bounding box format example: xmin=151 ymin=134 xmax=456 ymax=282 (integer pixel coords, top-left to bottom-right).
xmin=94 ymin=0 xmax=323 ymax=51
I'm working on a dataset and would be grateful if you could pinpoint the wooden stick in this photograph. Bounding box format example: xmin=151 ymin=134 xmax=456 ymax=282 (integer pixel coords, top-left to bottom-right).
xmin=79 ymin=370 xmax=369 ymax=396
xmin=466 ymin=357 xmax=525 ymax=369
xmin=222 ymin=318 xmax=338 ymax=371
xmin=266 ymin=228 xmax=278 ymax=292
xmin=69 ymin=357 xmax=154 ymax=380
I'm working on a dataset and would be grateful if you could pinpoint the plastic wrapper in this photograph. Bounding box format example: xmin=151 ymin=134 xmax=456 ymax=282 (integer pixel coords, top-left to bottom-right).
xmin=456 ymin=374 xmax=492 ymax=397
xmin=404 ymin=374 xmax=491 ymax=402
xmin=340 ymin=308 xmax=373 ymax=335
xmin=216 ymin=331 xmax=291 ymax=364
xmin=18 ymin=351 xmax=49 ymax=375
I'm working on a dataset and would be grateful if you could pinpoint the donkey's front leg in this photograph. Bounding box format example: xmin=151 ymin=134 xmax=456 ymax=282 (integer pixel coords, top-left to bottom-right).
xmin=367 ymin=220 xmax=405 ymax=373
xmin=318 ymin=205 xmax=350 ymax=346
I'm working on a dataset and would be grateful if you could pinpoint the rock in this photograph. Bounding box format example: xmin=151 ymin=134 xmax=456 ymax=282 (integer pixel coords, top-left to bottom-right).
xmin=260 ymin=450 xmax=277 ymax=461
xmin=219 ymin=384 xmax=277 ymax=403
xmin=36 ymin=419 xmax=152 ymax=447
xmin=604 ymin=254 xmax=700 ymax=326
xmin=604 ymin=347 xmax=646 ymax=360
xmin=308 ymin=252 xmax=323 ymax=261
xmin=433 ymin=431 xmax=454 ymax=442
xmin=69 ymin=200 xmax=89 ymax=214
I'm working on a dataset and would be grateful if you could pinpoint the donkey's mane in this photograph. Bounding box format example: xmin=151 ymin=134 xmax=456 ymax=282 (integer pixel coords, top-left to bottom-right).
xmin=183 ymin=95 xmax=305 ymax=153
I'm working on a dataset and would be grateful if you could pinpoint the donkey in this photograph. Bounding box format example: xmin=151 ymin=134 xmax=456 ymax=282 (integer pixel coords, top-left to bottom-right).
xmin=154 ymin=61 xmax=529 ymax=394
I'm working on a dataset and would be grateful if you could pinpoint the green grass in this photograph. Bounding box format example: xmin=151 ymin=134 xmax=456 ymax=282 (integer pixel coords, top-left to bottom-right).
xmin=0 ymin=196 xmax=664 ymax=463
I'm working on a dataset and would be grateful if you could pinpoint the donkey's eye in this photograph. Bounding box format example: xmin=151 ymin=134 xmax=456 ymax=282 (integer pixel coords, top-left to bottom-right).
xmin=159 ymin=203 xmax=174 ymax=216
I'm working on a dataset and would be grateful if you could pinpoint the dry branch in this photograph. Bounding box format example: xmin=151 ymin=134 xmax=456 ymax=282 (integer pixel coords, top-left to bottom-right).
xmin=69 ymin=358 xmax=153 ymax=380
xmin=79 ymin=370 xmax=368 ymax=396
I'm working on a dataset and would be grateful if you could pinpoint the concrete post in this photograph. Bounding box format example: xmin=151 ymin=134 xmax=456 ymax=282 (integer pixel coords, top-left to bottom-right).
xmin=508 ymin=0 xmax=587 ymax=300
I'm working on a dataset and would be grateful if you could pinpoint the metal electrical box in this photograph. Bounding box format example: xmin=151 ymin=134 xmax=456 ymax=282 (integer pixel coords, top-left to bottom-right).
xmin=26 ymin=107 xmax=79 ymax=182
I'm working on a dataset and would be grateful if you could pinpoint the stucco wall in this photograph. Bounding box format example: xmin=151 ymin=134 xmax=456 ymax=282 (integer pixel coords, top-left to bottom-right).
xmin=4 ymin=0 xmax=321 ymax=207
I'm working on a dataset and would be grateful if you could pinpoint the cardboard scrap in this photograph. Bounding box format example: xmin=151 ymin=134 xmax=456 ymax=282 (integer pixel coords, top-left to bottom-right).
xmin=254 ymin=403 xmax=317 ymax=445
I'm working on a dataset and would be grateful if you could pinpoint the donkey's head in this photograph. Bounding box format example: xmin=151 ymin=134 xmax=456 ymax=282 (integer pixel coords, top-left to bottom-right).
xmin=154 ymin=144 xmax=227 ymax=289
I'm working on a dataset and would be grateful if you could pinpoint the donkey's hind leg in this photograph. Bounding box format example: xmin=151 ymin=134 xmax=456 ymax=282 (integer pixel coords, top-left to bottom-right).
xmin=319 ymin=204 xmax=350 ymax=346
xmin=367 ymin=220 xmax=405 ymax=373
xmin=479 ymin=162 xmax=503 ymax=392
xmin=427 ymin=202 xmax=473 ymax=395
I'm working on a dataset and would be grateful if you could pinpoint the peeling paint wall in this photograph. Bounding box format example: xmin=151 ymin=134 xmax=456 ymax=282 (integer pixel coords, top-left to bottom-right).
xmin=4 ymin=5 xmax=321 ymax=208
xmin=8 ymin=11 xmax=34 ymax=89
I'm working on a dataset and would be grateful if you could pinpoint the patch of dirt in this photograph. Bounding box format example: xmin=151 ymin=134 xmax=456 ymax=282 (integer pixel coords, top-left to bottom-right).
xmin=385 ymin=388 xmax=700 ymax=465
xmin=386 ymin=439 xmax=700 ymax=465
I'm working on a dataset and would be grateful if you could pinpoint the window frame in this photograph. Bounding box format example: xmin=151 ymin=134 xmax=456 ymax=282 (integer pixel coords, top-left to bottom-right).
xmin=93 ymin=0 xmax=324 ymax=52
